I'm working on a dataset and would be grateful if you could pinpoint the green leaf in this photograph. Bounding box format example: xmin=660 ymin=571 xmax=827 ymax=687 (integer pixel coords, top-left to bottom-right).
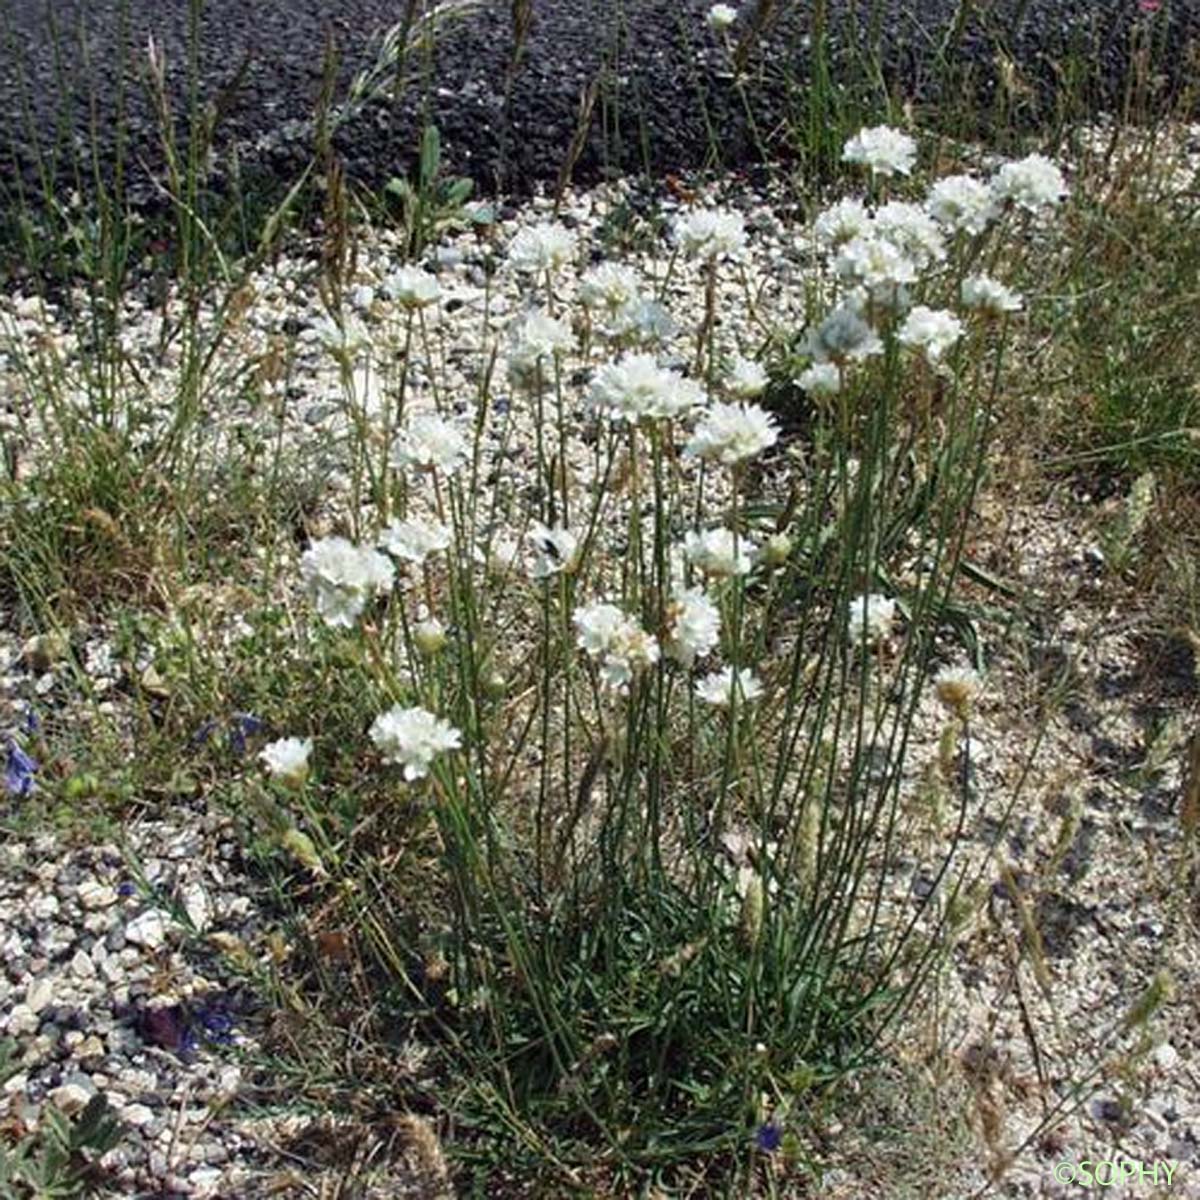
xmin=419 ymin=124 xmax=442 ymax=190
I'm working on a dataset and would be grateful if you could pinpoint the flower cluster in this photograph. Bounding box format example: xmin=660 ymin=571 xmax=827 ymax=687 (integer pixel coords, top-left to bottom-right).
xmin=370 ymin=705 xmax=462 ymax=780
xmin=393 ymin=412 xmax=471 ymax=475
xmin=664 ymin=587 xmax=721 ymax=667
xmin=574 ymin=602 xmax=660 ymax=689
xmin=508 ymin=222 xmax=576 ymax=273
xmin=379 ymin=518 xmax=453 ymax=565
xmin=589 ymin=353 xmax=706 ymax=423
xmin=673 ymin=208 xmax=747 ymax=260
xmin=301 ymin=537 xmax=395 ymax=628
xmin=684 ymin=401 xmax=779 ymax=466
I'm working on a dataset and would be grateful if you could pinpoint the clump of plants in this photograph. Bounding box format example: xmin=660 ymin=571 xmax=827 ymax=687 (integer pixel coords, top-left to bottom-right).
xmin=230 ymin=124 xmax=1066 ymax=1191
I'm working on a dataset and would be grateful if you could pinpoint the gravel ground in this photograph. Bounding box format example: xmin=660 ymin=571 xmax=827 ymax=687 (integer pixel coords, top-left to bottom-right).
xmin=1 ymin=0 xmax=1198 ymax=222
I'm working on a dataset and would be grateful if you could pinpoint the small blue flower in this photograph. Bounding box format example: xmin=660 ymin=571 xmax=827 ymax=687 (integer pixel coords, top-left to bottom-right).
xmin=228 ymin=712 xmax=266 ymax=756
xmin=4 ymin=739 xmax=37 ymax=798
xmin=117 ymin=881 xmax=137 ymax=898
xmin=22 ymin=705 xmax=40 ymax=736
xmin=755 ymin=1122 xmax=782 ymax=1153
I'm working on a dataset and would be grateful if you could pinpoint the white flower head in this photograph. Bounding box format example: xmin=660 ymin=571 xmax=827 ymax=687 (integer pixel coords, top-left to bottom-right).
xmin=961 ymin=275 xmax=1023 ymax=316
xmin=311 ymin=314 xmax=370 ymax=360
xmin=873 ymin=201 xmax=947 ymax=270
xmin=707 ymin=3 xmax=738 ymax=32
xmin=814 ymin=197 xmax=872 ymax=249
xmin=301 ymin=537 xmax=396 ymax=628
xmin=848 ymin=593 xmax=896 ymax=645
xmin=393 ymin=411 xmax=471 ymax=475
xmin=589 ymin=353 xmax=705 ymax=422
xmin=842 ymin=125 xmax=917 ymax=178
xmin=370 ymin=705 xmax=462 ymax=781
xmin=834 ymin=235 xmax=917 ymax=290
xmin=897 ymin=306 xmax=964 ymax=363
xmin=926 ymin=174 xmax=998 ymax=235
xmin=508 ymin=222 xmax=576 ymax=273
xmin=991 ymin=154 xmax=1067 ymax=212
xmin=795 ymin=361 xmax=841 ymax=396
xmin=379 ymin=518 xmax=453 ymax=565
xmin=508 ymin=309 xmax=574 ymax=388
xmin=806 ymin=304 xmax=884 ymax=365
xmin=579 ymin=262 xmax=642 ymax=317
xmin=673 ymin=208 xmax=747 ymax=260
xmin=695 ymin=666 xmax=763 ymax=708
xmin=684 ymin=401 xmax=779 ymax=466
xmin=725 ymin=355 xmax=769 ymax=399
xmin=683 ymin=528 xmax=757 ymax=578
xmin=259 ymin=737 xmax=313 ymax=788
xmin=573 ymin=601 xmax=660 ymax=689
xmin=526 ymin=522 xmax=579 ymax=579
xmin=383 ymin=266 xmax=441 ymax=309
xmin=665 ymin=587 xmax=721 ymax=667
xmin=610 ymin=298 xmax=677 ymax=347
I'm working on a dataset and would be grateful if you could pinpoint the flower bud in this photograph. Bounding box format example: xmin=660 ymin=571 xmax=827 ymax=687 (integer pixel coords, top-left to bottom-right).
xmin=413 ymin=618 xmax=448 ymax=658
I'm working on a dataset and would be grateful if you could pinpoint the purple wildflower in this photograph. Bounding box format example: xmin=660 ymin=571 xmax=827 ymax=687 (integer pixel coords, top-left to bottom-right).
xmin=755 ymin=1122 xmax=783 ymax=1153
xmin=4 ymin=739 xmax=37 ymax=798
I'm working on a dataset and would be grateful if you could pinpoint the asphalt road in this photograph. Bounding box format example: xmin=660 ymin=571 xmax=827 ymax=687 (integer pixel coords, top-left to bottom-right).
xmin=0 ymin=0 xmax=1196 ymax=222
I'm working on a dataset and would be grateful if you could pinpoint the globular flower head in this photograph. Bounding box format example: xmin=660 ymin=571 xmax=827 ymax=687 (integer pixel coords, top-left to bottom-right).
xmin=684 ymin=401 xmax=779 ymax=466
xmin=526 ymin=522 xmax=579 ymax=579
xmin=311 ymin=313 xmax=370 ymax=361
xmin=897 ymin=306 xmax=964 ymax=364
xmin=370 ymin=705 xmax=462 ymax=781
xmin=961 ymin=275 xmax=1023 ymax=316
xmin=872 ymin=201 xmax=947 ymax=270
xmin=926 ymin=174 xmax=999 ymax=235
xmin=834 ymin=235 xmax=917 ymax=290
xmin=508 ymin=309 xmax=575 ymax=389
xmin=589 ymin=353 xmax=706 ymax=423
xmin=934 ymin=665 xmax=982 ymax=717
xmin=706 ymin=3 xmax=738 ymax=32
xmin=664 ymin=587 xmax=721 ymax=667
xmin=301 ymin=537 xmax=396 ymax=628
xmin=573 ymin=601 xmax=660 ymax=689
xmin=806 ymin=303 xmax=883 ymax=365
xmin=393 ymin=412 xmax=471 ymax=475
xmin=259 ymin=737 xmax=313 ymax=788
xmin=842 ymin=125 xmax=917 ymax=178
xmin=725 ymin=355 xmax=769 ymax=399
xmin=813 ymin=197 xmax=872 ymax=249
xmin=683 ymin=527 xmax=757 ymax=578
xmin=579 ymin=262 xmax=642 ymax=319
xmin=991 ymin=153 xmax=1067 ymax=212
xmin=695 ymin=666 xmax=764 ymax=708
xmin=383 ymin=266 xmax=441 ymax=309
xmin=795 ymin=361 xmax=841 ymax=397
xmin=609 ymin=298 xmax=677 ymax=347
xmin=508 ymin=222 xmax=577 ymax=273
xmin=379 ymin=518 xmax=453 ymax=565
xmin=847 ymin=592 xmax=897 ymax=645
xmin=673 ymin=208 xmax=747 ymax=260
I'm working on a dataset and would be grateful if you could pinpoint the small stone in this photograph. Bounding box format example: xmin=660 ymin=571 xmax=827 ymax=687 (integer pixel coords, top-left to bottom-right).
xmin=182 ymin=884 xmax=212 ymax=933
xmin=48 ymin=1080 xmax=95 ymax=1114
xmin=75 ymin=1034 xmax=105 ymax=1060
xmin=123 ymin=1103 xmax=155 ymax=1128
xmin=5 ymin=1005 xmax=39 ymax=1036
xmin=1152 ymin=1042 xmax=1179 ymax=1070
xmin=125 ymin=910 xmax=167 ymax=951
xmin=70 ymin=949 xmax=96 ymax=979
xmin=189 ymin=1166 xmax=226 ymax=1197
xmin=26 ymin=977 xmax=55 ymax=1014
xmin=78 ymin=881 xmax=118 ymax=911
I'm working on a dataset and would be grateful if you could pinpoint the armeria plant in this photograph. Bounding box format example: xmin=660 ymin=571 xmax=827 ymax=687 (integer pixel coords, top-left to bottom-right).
xmin=247 ymin=125 xmax=1066 ymax=1188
